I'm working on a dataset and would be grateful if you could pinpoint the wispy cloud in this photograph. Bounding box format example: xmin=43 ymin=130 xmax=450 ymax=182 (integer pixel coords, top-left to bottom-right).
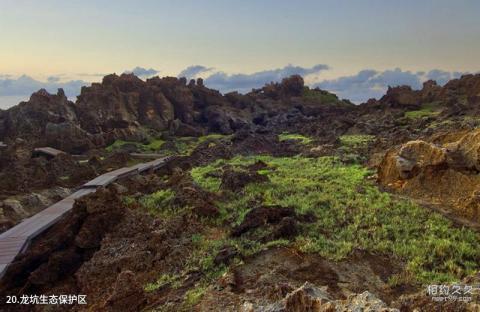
xmin=177 ymin=64 xmax=466 ymax=102
xmin=0 ymin=66 xmax=471 ymax=110
xmin=178 ymin=65 xmax=214 ymax=79
xmin=0 ymin=75 xmax=87 ymax=98
xmin=124 ymin=66 xmax=159 ymax=77
xmin=315 ymin=68 xmax=466 ymax=103
xmin=178 ymin=64 xmax=330 ymax=93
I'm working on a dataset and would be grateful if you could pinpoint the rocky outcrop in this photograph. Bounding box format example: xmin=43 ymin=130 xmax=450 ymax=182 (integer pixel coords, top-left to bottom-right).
xmin=0 ymin=89 xmax=91 ymax=152
xmin=379 ymin=140 xmax=447 ymax=182
xmin=251 ymin=282 xmax=398 ymax=312
xmin=0 ymin=140 xmax=96 ymax=194
xmin=0 ymin=73 xmax=356 ymax=153
xmin=380 ymin=85 xmax=422 ymax=108
xmin=378 ymin=129 xmax=480 ymax=222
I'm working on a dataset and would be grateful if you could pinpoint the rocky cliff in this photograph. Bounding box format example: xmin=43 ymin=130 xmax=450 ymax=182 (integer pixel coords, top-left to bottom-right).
xmin=0 ymin=74 xmax=353 ymax=154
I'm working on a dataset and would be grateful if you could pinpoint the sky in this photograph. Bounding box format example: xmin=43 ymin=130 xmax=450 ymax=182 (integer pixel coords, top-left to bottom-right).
xmin=1 ymin=0 xmax=479 ymax=108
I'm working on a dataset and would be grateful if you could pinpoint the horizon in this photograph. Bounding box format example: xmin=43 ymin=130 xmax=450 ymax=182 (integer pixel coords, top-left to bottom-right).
xmin=0 ymin=70 xmax=477 ymax=111
xmin=1 ymin=0 xmax=480 ymax=108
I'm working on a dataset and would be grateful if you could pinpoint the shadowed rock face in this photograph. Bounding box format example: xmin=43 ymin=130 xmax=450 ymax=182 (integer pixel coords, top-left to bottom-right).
xmin=0 ymin=89 xmax=94 ymax=153
xmin=0 ymin=74 xmax=353 ymax=153
xmin=1 ymin=73 xmax=480 ymax=155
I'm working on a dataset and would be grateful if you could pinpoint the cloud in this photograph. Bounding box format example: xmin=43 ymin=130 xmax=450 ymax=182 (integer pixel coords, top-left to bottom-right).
xmin=315 ymin=68 xmax=467 ymax=103
xmin=47 ymin=76 xmax=61 ymax=83
xmin=124 ymin=66 xmax=159 ymax=77
xmin=425 ymin=69 xmax=465 ymax=86
xmin=0 ymin=74 xmax=88 ymax=99
xmin=76 ymin=72 xmax=107 ymax=77
xmin=0 ymin=66 xmax=472 ymax=109
xmin=190 ymin=64 xmax=330 ymax=94
xmin=178 ymin=65 xmax=213 ymax=79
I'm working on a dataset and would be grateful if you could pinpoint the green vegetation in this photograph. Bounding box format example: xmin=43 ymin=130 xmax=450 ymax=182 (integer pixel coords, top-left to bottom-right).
xmin=144 ymin=273 xmax=182 ymax=292
xmin=184 ymin=286 xmax=208 ymax=307
xmin=139 ymin=189 xmax=176 ymax=217
xmin=105 ymin=138 xmax=165 ymax=152
xmin=278 ymin=133 xmax=313 ymax=145
xmin=172 ymin=134 xmax=231 ymax=155
xmin=337 ymin=134 xmax=375 ymax=163
xmin=107 ymin=133 xmax=230 ymax=156
xmin=302 ymin=87 xmax=339 ymax=104
xmin=339 ymin=134 xmax=375 ymax=148
xmin=198 ymin=133 xmax=229 ymax=144
xmin=191 ymin=155 xmax=480 ymax=285
xmin=404 ymin=102 xmax=441 ymax=119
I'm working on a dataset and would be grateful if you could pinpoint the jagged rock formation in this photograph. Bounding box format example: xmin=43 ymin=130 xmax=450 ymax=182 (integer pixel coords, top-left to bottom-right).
xmin=247 ymin=282 xmax=398 ymax=312
xmin=2 ymin=72 xmax=480 ymax=311
xmin=378 ymin=129 xmax=480 ymax=222
xmin=0 ymin=74 xmax=351 ymax=154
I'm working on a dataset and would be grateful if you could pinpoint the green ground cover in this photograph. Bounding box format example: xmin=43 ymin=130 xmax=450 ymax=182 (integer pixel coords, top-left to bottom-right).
xmin=278 ymin=133 xmax=313 ymax=145
xmin=189 ymin=155 xmax=480 ymax=285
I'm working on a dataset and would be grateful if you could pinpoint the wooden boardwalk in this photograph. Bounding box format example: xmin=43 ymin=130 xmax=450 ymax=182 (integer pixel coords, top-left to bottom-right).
xmin=0 ymin=156 xmax=171 ymax=280
xmin=33 ymin=147 xmax=66 ymax=158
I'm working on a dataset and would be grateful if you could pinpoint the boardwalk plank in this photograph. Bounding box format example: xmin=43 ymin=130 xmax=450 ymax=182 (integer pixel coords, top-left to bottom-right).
xmin=105 ymin=167 xmax=139 ymax=178
xmin=130 ymin=163 xmax=154 ymax=173
xmin=0 ymin=157 xmax=168 ymax=281
xmin=33 ymin=147 xmax=65 ymax=157
xmin=68 ymin=188 xmax=97 ymax=199
xmin=83 ymin=174 xmax=117 ymax=187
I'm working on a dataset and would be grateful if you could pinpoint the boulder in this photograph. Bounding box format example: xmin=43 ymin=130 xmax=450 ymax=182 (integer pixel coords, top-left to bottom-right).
xmin=398 ymin=140 xmax=447 ymax=168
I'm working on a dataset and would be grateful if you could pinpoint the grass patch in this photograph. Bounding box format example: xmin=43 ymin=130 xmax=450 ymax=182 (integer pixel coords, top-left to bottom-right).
xmin=302 ymin=88 xmax=339 ymax=104
xmin=170 ymin=134 xmax=231 ymax=156
xmin=106 ymin=133 xmax=230 ymax=156
xmin=278 ymin=133 xmax=313 ymax=145
xmin=144 ymin=273 xmax=182 ymax=292
xmin=105 ymin=138 xmax=165 ymax=153
xmin=338 ymin=135 xmax=375 ymax=163
xmin=190 ymin=155 xmax=480 ymax=285
xmin=139 ymin=189 xmax=176 ymax=217
xmin=405 ymin=102 xmax=441 ymax=119
xmin=183 ymin=285 xmax=208 ymax=307
xmin=339 ymin=134 xmax=375 ymax=148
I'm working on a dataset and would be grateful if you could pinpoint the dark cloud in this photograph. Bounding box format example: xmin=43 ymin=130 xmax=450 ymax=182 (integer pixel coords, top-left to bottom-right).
xmin=200 ymin=64 xmax=329 ymax=93
xmin=124 ymin=67 xmax=159 ymax=77
xmin=315 ymin=68 xmax=466 ymax=103
xmin=178 ymin=65 xmax=213 ymax=79
xmin=0 ymin=74 xmax=88 ymax=99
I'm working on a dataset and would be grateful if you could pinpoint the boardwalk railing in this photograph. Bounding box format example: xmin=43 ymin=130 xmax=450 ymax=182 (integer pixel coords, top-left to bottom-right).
xmin=0 ymin=156 xmax=171 ymax=280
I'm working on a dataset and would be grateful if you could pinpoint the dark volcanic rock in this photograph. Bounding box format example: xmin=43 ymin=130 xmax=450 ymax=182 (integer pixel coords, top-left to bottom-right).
xmin=214 ymin=246 xmax=239 ymax=266
xmin=231 ymin=205 xmax=296 ymax=237
xmin=102 ymin=270 xmax=146 ymax=312
xmin=0 ymin=73 xmax=356 ymax=154
xmin=220 ymin=166 xmax=269 ymax=191
xmin=0 ymin=89 xmax=84 ymax=151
